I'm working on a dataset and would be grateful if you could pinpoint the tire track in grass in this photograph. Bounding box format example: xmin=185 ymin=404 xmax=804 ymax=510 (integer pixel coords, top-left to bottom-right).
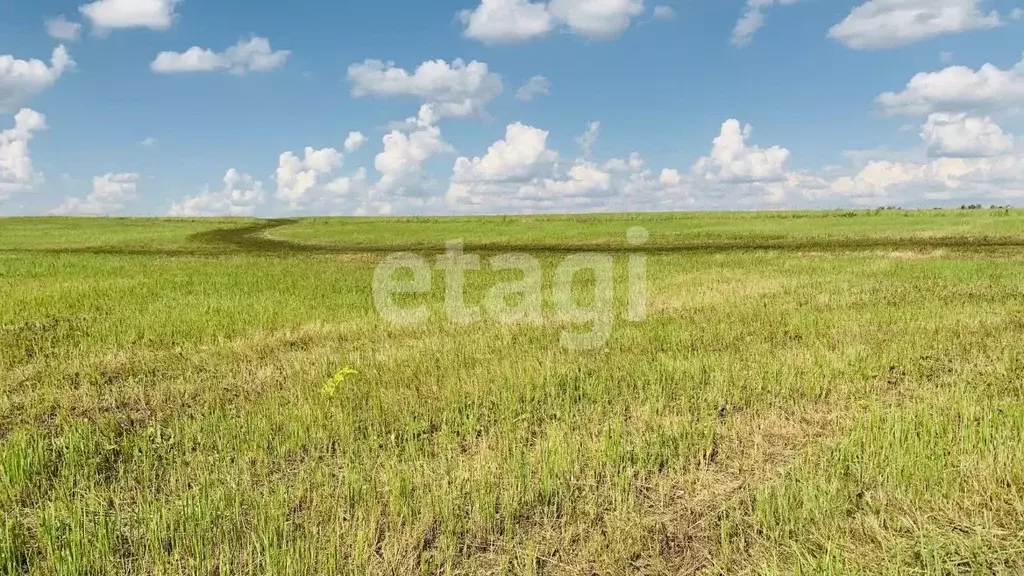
xmin=2 ymin=218 xmax=1024 ymax=256
xmin=196 ymin=221 xmax=1024 ymax=256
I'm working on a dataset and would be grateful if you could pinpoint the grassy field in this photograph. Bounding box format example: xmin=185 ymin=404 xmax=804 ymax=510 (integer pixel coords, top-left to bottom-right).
xmin=1 ymin=210 xmax=1023 ymax=574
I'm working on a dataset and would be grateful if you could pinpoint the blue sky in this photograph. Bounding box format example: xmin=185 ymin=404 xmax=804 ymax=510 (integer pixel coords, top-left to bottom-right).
xmin=2 ymin=0 xmax=1024 ymax=216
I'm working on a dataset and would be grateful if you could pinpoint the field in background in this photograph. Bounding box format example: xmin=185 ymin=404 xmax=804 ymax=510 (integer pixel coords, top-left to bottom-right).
xmin=2 ymin=210 xmax=1023 ymax=574
xmin=274 ymin=209 xmax=1024 ymax=249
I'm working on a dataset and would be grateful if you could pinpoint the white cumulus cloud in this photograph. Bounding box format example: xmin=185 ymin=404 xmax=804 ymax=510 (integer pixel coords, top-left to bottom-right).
xmin=428 ymin=116 xmax=1024 ymax=212
xmin=374 ymin=124 xmax=450 ymax=193
xmin=692 ymin=119 xmax=791 ymax=183
xmin=274 ymin=147 xmax=374 ymax=212
xmin=460 ymin=0 xmax=555 ymax=43
xmin=46 ymin=16 xmax=82 ymax=41
xmin=151 ymin=47 xmax=223 ymax=74
xmin=348 ymin=58 xmax=503 ymax=121
xmin=826 ymin=154 xmax=1024 ymax=204
xmin=446 ymin=123 xmax=649 ymax=211
xmin=440 ymin=119 xmax=808 ymax=212
xmin=80 ymin=0 xmax=179 ymax=33
xmin=52 ymin=172 xmax=140 ymax=215
xmin=344 ymin=131 xmax=367 ymax=153
xmin=920 ymin=113 xmax=1014 ymax=158
xmin=524 ymin=161 xmax=613 ymax=198
xmin=515 ymin=75 xmax=551 ymax=101
xmin=876 ymin=55 xmax=1024 ymax=115
xmin=548 ymin=0 xmax=646 ymax=39
xmin=829 ymin=0 xmax=1002 ymax=50
xmin=170 ymin=169 xmax=265 ymax=216
xmin=732 ymin=0 xmax=805 ymax=47
xmin=1 ymin=109 xmax=48 ymax=198
xmin=152 ymin=37 xmax=290 ymax=75
xmin=575 ymin=121 xmax=600 ymax=158
xmin=323 ymin=167 xmax=370 ymax=198
xmin=459 ymin=0 xmax=644 ymax=43
xmin=275 ymin=146 xmax=344 ymax=205
xmin=0 ymin=46 xmax=75 ymax=113
xmin=452 ymin=123 xmax=559 ymax=184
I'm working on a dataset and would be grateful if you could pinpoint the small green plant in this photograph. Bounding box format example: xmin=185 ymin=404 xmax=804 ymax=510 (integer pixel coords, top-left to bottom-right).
xmin=321 ymin=366 xmax=358 ymax=398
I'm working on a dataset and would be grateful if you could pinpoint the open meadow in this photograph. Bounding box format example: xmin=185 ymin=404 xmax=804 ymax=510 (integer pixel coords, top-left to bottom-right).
xmin=2 ymin=210 xmax=1024 ymax=575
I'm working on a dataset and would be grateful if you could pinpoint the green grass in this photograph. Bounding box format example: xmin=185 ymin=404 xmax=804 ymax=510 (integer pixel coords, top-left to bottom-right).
xmin=0 ymin=218 xmax=251 ymax=251
xmin=272 ymin=210 xmax=1024 ymax=250
xmin=1 ymin=210 xmax=1023 ymax=574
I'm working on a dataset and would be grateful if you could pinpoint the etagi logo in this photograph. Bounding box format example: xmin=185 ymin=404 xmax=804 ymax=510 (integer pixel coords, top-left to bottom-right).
xmin=372 ymin=227 xmax=649 ymax=350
